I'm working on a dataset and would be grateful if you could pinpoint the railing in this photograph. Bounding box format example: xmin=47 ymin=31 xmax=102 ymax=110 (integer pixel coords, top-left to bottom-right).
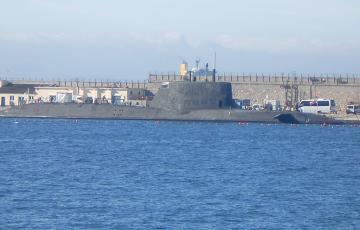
xmin=55 ymin=80 xmax=148 ymax=88
xmin=148 ymin=73 xmax=360 ymax=86
xmin=2 ymin=79 xmax=149 ymax=89
xmin=4 ymin=74 xmax=360 ymax=87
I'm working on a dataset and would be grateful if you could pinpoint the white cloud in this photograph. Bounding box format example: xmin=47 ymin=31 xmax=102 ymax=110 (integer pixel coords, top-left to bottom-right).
xmin=0 ymin=30 xmax=187 ymax=46
xmin=129 ymin=31 xmax=183 ymax=45
xmin=0 ymin=31 xmax=85 ymax=43
xmin=214 ymin=34 xmax=360 ymax=53
xmin=1 ymin=30 xmax=359 ymax=55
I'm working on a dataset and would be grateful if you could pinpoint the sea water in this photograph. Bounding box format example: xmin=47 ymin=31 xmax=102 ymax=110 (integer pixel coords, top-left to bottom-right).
xmin=0 ymin=119 xmax=359 ymax=229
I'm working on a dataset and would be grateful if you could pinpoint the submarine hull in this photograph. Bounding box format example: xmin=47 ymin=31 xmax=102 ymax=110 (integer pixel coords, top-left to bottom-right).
xmin=0 ymin=81 xmax=350 ymax=124
xmin=0 ymin=103 xmax=346 ymax=124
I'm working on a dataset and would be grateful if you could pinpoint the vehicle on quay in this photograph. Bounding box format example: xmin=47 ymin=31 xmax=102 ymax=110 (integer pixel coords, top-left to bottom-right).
xmin=346 ymin=104 xmax=360 ymax=114
xmin=298 ymin=99 xmax=337 ymax=114
xmin=251 ymin=103 xmax=264 ymax=111
xmin=264 ymin=99 xmax=281 ymax=111
xmin=233 ymin=99 xmax=251 ymax=110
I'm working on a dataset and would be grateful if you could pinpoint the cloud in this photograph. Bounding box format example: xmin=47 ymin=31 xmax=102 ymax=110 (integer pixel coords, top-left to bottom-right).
xmin=0 ymin=31 xmax=85 ymax=43
xmin=129 ymin=31 xmax=183 ymax=45
xmin=1 ymin=29 xmax=359 ymax=56
xmin=214 ymin=34 xmax=360 ymax=53
xmin=0 ymin=30 xmax=187 ymax=47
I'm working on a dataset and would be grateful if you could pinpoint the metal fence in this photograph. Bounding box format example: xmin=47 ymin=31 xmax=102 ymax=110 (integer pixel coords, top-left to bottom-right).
xmin=4 ymin=73 xmax=360 ymax=88
xmin=148 ymin=73 xmax=360 ymax=86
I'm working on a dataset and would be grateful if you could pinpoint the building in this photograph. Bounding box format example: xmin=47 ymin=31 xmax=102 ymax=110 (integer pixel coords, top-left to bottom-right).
xmin=179 ymin=61 xmax=188 ymax=77
xmin=34 ymin=86 xmax=149 ymax=104
xmin=0 ymin=81 xmax=37 ymax=106
xmin=34 ymin=86 xmax=75 ymax=103
xmin=0 ymin=80 xmax=150 ymax=107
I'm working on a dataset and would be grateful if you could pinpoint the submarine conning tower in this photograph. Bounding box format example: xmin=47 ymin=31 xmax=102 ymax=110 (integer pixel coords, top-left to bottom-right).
xmin=150 ymin=81 xmax=233 ymax=112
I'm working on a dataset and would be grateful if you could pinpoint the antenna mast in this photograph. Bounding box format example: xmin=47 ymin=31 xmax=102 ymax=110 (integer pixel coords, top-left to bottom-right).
xmin=212 ymin=52 xmax=216 ymax=82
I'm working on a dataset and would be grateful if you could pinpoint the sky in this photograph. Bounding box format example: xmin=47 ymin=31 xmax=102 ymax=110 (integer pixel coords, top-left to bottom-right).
xmin=0 ymin=0 xmax=359 ymax=80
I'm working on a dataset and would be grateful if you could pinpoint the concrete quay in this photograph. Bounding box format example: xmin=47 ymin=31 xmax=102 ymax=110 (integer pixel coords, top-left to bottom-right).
xmin=328 ymin=113 xmax=360 ymax=122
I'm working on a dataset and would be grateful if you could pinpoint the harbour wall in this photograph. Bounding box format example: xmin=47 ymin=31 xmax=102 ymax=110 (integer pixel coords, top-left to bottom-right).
xmin=230 ymin=83 xmax=360 ymax=110
xmin=5 ymin=73 xmax=360 ymax=111
xmin=146 ymin=82 xmax=360 ymax=112
xmin=148 ymin=74 xmax=360 ymax=111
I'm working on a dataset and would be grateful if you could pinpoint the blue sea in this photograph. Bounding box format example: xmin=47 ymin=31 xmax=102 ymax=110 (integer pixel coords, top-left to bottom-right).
xmin=0 ymin=119 xmax=359 ymax=229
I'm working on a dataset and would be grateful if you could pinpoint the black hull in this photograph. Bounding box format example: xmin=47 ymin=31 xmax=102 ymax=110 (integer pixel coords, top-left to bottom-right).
xmin=0 ymin=103 xmax=348 ymax=125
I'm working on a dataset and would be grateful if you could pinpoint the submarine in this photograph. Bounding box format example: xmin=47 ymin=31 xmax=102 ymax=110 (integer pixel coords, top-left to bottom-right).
xmin=0 ymin=79 xmax=346 ymax=124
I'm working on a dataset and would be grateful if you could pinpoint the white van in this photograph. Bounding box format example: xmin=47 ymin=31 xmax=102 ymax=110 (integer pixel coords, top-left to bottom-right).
xmin=346 ymin=104 xmax=360 ymax=114
xmin=298 ymin=99 xmax=336 ymax=114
